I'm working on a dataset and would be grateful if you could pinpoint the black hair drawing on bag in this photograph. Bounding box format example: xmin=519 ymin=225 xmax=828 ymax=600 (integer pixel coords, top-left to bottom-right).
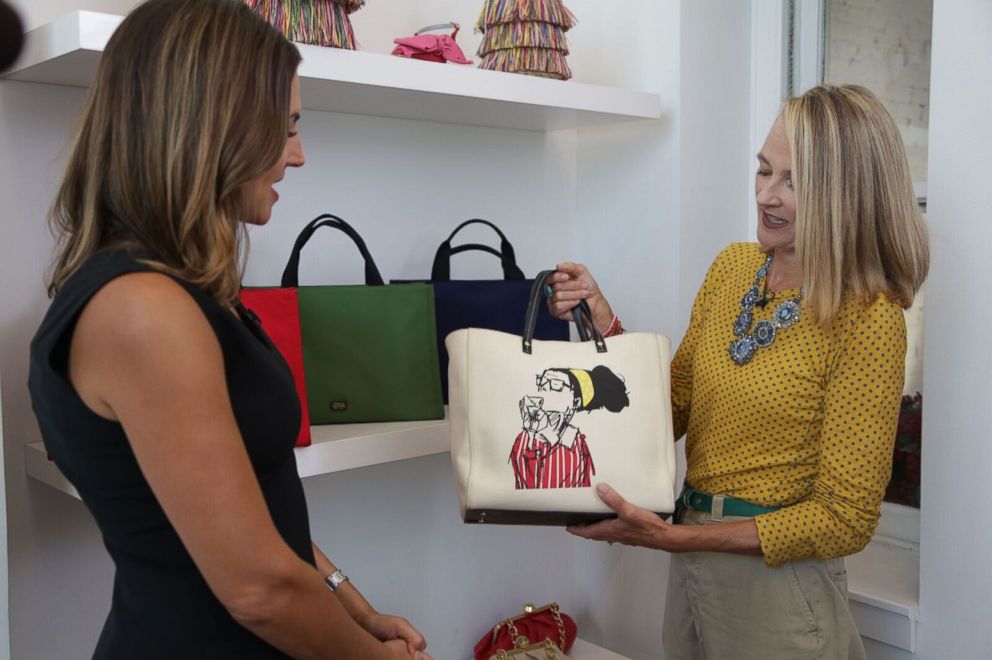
xmin=544 ymin=366 xmax=629 ymax=413
xmin=576 ymin=365 xmax=629 ymax=413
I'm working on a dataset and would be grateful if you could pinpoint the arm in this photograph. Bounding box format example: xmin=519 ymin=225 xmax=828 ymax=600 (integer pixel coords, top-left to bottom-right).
xmin=567 ymin=484 xmax=762 ymax=555
xmin=752 ymin=299 xmax=907 ymax=566
xmin=311 ymin=543 xmax=429 ymax=657
xmin=569 ymin=299 xmax=906 ymax=562
xmin=69 ymin=273 xmax=410 ymax=660
xmin=549 ymin=250 xmax=730 ymax=440
xmin=670 ymin=248 xmax=731 ymax=439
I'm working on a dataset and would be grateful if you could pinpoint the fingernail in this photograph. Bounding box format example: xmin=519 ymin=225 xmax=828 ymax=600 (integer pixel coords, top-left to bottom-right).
xmin=596 ymin=483 xmax=609 ymax=495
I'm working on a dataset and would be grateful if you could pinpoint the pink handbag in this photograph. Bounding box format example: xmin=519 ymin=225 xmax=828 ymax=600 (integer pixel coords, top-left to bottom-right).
xmin=392 ymin=22 xmax=472 ymax=64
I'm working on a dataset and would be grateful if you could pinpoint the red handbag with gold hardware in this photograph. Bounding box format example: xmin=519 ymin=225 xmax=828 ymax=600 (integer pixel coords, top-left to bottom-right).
xmin=474 ymin=603 xmax=577 ymax=660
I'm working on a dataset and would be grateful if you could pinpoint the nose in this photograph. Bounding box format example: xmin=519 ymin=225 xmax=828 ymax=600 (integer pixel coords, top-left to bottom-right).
xmin=755 ymin=178 xmax=778 ymax=207
xmin=286 ymin=135 xmax=305 ymax=169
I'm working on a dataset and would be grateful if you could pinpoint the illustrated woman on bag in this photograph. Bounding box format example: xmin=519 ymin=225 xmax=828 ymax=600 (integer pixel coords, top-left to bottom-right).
xmin=28 ymin=1 xmax=430 ymax=658
xmin=511 ymin=367 xmax=629 ymax=489
xmin=546 ymin=85 xmax=928 ymax=659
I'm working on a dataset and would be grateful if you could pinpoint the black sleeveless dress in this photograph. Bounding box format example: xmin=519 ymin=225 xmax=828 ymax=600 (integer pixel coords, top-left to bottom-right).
xmin=29 ymin=250 xmax=314 ymax=659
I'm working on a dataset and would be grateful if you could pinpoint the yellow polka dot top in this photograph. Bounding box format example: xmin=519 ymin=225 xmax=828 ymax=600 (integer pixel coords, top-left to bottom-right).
xmin=672 ymin=243 xmax=906 ymax=567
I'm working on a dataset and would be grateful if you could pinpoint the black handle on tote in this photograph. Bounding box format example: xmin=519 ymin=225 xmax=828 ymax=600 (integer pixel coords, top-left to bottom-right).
xmin=430 ymin=218 xmax=526 ymax=281
xmin=281 ymin=214 xmax=385 ymax=287
xmin=522 ymin=270 xmax=606 ymax=355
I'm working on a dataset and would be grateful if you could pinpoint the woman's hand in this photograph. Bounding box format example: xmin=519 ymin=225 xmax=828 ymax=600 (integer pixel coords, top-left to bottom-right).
xmin=382 ymin=639 xmax=429 ymax=660
xmin=546 ymin=263 xmax=615 ymax=334
xmin=568 ymin=484 xmax=764 ymax=556
xmin=566 ymin=483 xmax=685 ymax=551
xmin=359 ymin=612 xmax=432 ymax=659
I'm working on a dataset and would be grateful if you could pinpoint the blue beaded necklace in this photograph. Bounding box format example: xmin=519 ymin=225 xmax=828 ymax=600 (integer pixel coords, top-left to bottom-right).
xmin=729 ymin=253 xmax=803 ymax=365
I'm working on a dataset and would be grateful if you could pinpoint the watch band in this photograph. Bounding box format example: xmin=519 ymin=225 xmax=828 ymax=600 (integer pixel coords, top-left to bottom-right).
xmin=324 ymin=569 xmax=349 ymax=592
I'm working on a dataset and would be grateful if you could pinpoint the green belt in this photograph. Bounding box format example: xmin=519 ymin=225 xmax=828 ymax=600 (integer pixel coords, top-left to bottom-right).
xmin=677 ymin=486 xmax=782 ymax=518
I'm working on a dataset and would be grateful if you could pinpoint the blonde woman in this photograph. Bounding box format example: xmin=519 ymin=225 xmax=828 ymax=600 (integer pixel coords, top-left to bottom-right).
xmin=28 ymin=1 xmax=429 ymax=658
xmin=548 ymin=85 xmax=928 ymax=659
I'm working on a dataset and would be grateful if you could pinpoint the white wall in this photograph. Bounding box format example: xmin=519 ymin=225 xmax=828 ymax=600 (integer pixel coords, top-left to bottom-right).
xmin=0 ymin=375 xmax=9 ymax=660
xmin=677 ymin=0 xmax=753 ymax=326
xmin=0 ymin=1 xmax=761 ymax=658
xmin=570 ymin=2 xmax=680 ymax=654
xmin=917 ymin=0 xmax=992 ymax=658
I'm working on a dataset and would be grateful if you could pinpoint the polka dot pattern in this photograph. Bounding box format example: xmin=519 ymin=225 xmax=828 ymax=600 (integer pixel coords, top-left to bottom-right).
xmin=670 ymin=243 xmax=907 ymax=567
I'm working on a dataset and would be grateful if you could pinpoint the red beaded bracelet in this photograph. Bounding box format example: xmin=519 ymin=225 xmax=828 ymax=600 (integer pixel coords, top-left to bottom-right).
xmin=603 ymin=314 xmax=624 ymax=337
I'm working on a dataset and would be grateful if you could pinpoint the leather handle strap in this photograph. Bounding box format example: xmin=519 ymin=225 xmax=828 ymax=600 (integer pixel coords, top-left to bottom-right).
xmin=415 ymin=22 xmax=458 ymax=35
xmin=431 ymin=218 xmax=526 ymax=281
xmin=281 ymin=214 xmax=385 ymax=287
xmin=523 ymin=271 xmax=606 ymax=354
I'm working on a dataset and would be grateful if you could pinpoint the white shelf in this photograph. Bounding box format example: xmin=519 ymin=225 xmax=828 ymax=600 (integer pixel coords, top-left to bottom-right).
xmin=25 ymin=413 xmax=450 ymax=501
xmin=24 ymin=441 xmax=79 ymax=499
xmin=564 ymin=639 xmax=632 ymax=659
xmin=296 ymin=413 xmax=449 ymax=478
xmin=847 ymin=535 xmax=920 ymax=652
xmin=2 ymin=11 xmax=663 ymax=132
xmin=466 ymin=639 xmax=632 ymax=660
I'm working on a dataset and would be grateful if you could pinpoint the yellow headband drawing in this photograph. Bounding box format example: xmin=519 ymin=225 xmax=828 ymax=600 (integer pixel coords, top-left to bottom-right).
xmin=569 ymin=369 xmax=594 ymax=408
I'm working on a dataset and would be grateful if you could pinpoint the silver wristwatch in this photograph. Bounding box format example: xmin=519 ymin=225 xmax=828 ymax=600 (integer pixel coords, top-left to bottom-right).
xmin=324 ymin=569 xmax=349 ymax=592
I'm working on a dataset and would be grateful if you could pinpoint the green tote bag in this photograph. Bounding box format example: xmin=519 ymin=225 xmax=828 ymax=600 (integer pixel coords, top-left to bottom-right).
xmin=281 ymin=214 xmax=444 ymax=424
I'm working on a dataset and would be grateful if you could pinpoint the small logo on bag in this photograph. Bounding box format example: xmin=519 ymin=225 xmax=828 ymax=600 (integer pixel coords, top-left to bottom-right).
xmin=330 ymin=401 xmax=348 ymax=412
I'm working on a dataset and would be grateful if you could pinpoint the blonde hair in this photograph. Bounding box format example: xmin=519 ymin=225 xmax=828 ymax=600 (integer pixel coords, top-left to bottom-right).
xmin=49 ymin=0 xmax=301 ymax=305
xmin=783 ymin=84 xmax=929 ymax=325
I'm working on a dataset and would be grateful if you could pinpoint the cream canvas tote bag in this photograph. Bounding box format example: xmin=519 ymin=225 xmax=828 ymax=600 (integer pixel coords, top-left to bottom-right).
xmin=446 ymin=272 xmax=677 ymax=525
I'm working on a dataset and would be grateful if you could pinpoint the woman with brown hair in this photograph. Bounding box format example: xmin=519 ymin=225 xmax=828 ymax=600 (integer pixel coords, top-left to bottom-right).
xmin=548 ymin=84 xmax=928 ymax=659
xmin=28 ymin=1 xmax=429 ymax=657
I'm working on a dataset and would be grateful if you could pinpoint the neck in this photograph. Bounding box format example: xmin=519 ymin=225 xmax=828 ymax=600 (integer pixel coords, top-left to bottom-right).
xmin=768 ymin=248 xmax=801 ymax=291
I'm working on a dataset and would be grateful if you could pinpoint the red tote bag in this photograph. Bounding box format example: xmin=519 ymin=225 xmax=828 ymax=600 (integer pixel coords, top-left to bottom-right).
xmin=239 ymin=287 xmax=312 ymax=447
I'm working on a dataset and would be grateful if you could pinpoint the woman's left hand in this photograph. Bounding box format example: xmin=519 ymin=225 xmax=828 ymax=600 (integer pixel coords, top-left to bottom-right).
xmin=567 ymin=483 xmax=685 ymax=551
xmin=360 ymin=612 xmax=432 ymax=658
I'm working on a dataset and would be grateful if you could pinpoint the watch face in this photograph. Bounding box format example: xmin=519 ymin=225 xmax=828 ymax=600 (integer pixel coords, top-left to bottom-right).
xmin=325 ymin=570 xmax=348 ymax=591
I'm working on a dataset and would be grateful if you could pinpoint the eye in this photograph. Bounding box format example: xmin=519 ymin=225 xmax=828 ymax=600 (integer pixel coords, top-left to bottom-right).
xmin=756 ymin=169 xmax=771 ymax=177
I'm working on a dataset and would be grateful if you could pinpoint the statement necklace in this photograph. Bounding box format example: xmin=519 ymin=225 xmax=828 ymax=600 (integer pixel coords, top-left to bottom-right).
xmin=729 ymin=254 xmax=803 ymax=365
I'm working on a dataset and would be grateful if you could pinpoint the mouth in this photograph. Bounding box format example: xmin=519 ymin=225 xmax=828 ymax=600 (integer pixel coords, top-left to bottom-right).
xmin=761 ymin=210 xmax=788 ymax=229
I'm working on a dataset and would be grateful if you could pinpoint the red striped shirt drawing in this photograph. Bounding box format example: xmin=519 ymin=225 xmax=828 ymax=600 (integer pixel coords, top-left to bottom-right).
xmin=509 ymin=430 xmax=595 ymax=489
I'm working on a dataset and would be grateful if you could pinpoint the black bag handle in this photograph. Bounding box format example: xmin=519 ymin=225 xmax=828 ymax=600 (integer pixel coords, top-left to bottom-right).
xmin=523 ymin=270 xmax=606 ymax=354
xmin=430 ymin=218 xmax=526 ymax=281
xmin=281 ymin=214 xmax=385 ymax=287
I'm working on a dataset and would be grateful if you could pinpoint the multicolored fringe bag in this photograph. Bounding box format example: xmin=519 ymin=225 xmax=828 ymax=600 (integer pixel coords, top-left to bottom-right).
xmin=475 ymin=0 xmax=576 ymax=80
xmin=243 ymin=0 xmax=365 ymax=49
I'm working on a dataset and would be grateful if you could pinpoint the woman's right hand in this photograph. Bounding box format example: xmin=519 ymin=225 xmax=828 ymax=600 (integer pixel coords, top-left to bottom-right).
xmin=546 ymin=262 xmax=616 ymax=334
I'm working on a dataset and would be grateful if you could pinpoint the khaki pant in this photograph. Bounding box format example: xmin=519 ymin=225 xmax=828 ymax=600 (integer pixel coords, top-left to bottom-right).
xmin=662 ymin=509 xmax=867 ymax=660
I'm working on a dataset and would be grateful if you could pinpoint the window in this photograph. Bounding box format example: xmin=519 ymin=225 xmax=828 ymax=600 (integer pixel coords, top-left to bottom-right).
xmin=791 ymin=0 xmax=932 ymax=509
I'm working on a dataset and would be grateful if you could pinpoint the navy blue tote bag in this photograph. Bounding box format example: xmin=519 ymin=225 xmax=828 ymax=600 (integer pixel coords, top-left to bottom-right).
xmin=394 ymin=219 xmax=570 ymax=403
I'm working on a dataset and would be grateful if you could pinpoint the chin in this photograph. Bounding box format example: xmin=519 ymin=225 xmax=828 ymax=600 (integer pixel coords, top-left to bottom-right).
xmin=756 ymin=228 xmax=795 ymax=252
xmin=242 ymin=205 xmax=274 ymax=226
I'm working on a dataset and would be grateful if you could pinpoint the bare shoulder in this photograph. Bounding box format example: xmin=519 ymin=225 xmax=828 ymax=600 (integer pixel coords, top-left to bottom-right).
xmin=82 ymin=271 xmax=209 ymax=336
xmin=71 ymin=271 xmax=222 ymax=418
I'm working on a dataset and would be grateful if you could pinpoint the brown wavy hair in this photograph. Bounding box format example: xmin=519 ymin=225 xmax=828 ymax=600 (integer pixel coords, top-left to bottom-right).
xmin=783 ymin=84 xmax=929 ymax=324
xmin=48 ymin=0 xmax=301 ymax=305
